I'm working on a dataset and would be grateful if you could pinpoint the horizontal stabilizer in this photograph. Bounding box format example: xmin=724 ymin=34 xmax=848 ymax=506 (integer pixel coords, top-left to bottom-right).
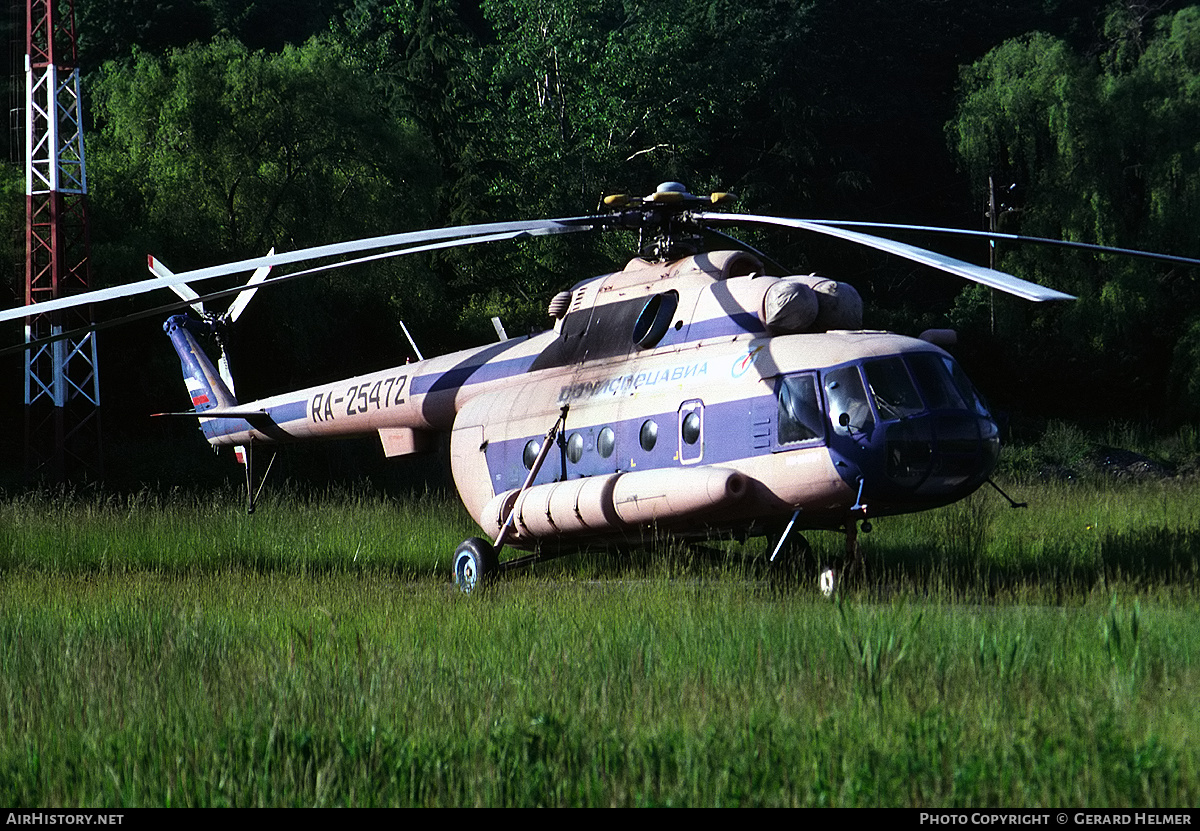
xmin=153 ymin=407 xmax=274 ymax=425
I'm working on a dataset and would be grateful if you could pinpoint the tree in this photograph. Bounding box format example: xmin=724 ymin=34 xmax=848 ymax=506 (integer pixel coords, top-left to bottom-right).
xmin=86 ymin=36 xmax=442 ymax=398
xmin=392 ymin=0 xmax=828 ymax=336
xmin=75 ymin=0 xmax=354 ymax=67
xmin=948 ymin=5 xmax=1200 ymax=420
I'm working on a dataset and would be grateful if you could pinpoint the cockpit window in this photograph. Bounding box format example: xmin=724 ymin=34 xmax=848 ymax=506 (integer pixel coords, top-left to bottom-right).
xmin=825 ymin=365 xmax=874 ymax=436
xmin=945 ymin=357 xmax=992 ymax=418
xmin=825 ymin=353 xmax=992 ymax=439
xmin=863 ymin=357 xmax=924 ymax=421
xmin=906 ymin=352 xmax=966 ymax=412
xmin=776 ymin=373 xmax=824 ymax=444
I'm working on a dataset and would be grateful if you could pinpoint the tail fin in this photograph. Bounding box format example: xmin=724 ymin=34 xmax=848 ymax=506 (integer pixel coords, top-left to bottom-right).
xmin=164 ymin=313 xmax=270 ymax=512
xmin=163 ymin=315 xmax=238 ymax=436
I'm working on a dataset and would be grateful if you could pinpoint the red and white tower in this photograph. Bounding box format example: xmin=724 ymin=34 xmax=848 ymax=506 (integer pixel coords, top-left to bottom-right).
xmin=23 ymin=0 xmax=101 ymax=479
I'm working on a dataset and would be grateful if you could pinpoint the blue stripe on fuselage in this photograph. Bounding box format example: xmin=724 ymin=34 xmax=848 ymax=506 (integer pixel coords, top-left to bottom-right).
xmin=271 ymin=401 xmax=308 ymax=424
xmin=675 ymin=312 xmax=766 ymax=344
xmin=484 ymin=394 xmax=792 ymax=492
xmin=410 ymin=352 xmax=539 ymax=396
xmin=202 ymin=320 xmax=771 ymax=442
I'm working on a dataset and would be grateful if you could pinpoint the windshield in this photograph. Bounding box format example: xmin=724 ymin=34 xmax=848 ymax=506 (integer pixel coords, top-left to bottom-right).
xmin=905 ymin=352 xmax=967 ymax=411
xmin=863 ymin=356 xmax=924 ymax=420
xmin=853 ymin=352 xmax=992 ymax=422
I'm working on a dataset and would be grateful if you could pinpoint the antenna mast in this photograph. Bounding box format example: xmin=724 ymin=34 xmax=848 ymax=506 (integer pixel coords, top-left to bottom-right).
xmin=23 ymin=0 xmax=101 ymax=480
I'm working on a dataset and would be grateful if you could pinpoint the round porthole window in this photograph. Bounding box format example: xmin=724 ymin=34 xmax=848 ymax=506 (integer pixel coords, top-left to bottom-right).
xmin=597 ymin=427 xmax=615 ymax=458
xmin=639 ymin=420 xmax=658 ymax=451
xmin=522 ymin=439 xmax=541 ymax=469
xmin=566 ymin=432 xmax=584 ymax=463
xmin=681 ymin=411 xmax=701 ymax=445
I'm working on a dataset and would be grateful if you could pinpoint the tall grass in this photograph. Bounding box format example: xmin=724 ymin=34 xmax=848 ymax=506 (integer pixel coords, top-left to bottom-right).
xmin=839 ymin=477 xmax=1200 ymax=599
xmin=1 ymin=472 xmax=1199 ymax=806
xmin=0 ymin=484 xmax=471 ymax=577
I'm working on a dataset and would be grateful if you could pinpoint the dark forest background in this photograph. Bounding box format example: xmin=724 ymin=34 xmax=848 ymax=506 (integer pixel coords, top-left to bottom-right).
xmin=2 ymin=0 xmax=1200 ymax=488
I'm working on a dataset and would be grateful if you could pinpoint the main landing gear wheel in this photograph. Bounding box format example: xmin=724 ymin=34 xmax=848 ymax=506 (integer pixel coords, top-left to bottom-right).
xmin=453 ymin=537 xmax=498 ymax=594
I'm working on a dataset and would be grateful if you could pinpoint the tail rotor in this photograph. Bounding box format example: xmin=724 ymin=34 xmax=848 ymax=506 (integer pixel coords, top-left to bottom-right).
xmin=149 ymin=249 xmax=273 ymax=397
xmin=150 ymin=250 xmax=274 ymax=497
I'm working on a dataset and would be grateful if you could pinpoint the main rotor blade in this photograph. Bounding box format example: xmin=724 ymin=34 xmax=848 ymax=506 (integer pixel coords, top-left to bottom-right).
xmin=0 ymin=228 xmax=553 ymax=359
xmin=799 ymin=219 xmax=1200 ymax=270
xmin=695 ymin=212 xmax=1076 ymax=302
xmin=0 ymin=216 xmax=599 ymax=324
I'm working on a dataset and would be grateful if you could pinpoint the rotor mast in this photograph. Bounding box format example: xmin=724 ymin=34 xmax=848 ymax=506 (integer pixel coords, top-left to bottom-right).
xmin=23 ymin=0 xmax=101 ymax=480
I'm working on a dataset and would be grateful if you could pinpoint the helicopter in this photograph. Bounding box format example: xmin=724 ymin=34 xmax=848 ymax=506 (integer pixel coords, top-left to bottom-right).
xmin=11 ymin=181 xmax=1183 ymax=595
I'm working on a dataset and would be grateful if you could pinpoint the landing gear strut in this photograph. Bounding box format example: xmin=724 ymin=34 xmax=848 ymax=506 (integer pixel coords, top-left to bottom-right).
xmin=453 ymin=406 xmax=569 ymax=594
xmin=771 ymin=513 xmax=866 ymax=598
xmin=767 ymin=510 xmax=815 ymax=589
xmin=826 ymin=516 xmax=869 ymax=596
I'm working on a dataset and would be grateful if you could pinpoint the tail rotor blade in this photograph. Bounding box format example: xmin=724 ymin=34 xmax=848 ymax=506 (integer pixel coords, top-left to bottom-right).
xmin=218 ymin=351 xmax=236 ymax=397
xmin=226 ymin=247 xmax=274 ymax=324
xmin=149 ymin=255 xmax=206 ymax=315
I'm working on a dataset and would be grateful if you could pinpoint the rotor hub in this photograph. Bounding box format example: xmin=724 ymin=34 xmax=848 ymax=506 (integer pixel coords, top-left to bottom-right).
xmin=600 ymin=183 xmax=737 ymax=260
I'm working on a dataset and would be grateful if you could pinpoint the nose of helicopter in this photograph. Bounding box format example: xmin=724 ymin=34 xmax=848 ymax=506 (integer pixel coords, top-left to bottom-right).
xmin=821 ymin=350 xmax=1003 ymax=513
xmin=880 ymin=411 xmax=1000 ymax=497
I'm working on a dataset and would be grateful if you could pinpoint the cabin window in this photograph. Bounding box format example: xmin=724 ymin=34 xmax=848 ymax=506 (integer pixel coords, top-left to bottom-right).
xmin=639 ymin=420 xmax=659 ymax=451
xmin=566 ymin=432 xmax=584 ymax=463
xmin=776 ymin=373 xmax=824 ymax=444
xmin=597 ymin=426 xmax=616 ymax=458
xmin=679 ymin=399 xmax=704 ymax=464
xmin=522 ymin=439 xmax=541 ymax=470
xmin=632 ymin=291 xmax=679 ymax=349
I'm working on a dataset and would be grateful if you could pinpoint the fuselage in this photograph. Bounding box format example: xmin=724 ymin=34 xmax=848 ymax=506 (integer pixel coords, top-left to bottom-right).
xmin=167 ymin=249 xmax=1001 ymax=547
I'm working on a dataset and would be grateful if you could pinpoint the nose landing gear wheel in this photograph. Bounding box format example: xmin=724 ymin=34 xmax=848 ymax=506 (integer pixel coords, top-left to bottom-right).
xmin=453 ymin=537 xmax=498 ymax=594
xmin=822 ymin=517 xmax=864 ymax=597
xmin=819 ymin=566 xmax=838 ymax=598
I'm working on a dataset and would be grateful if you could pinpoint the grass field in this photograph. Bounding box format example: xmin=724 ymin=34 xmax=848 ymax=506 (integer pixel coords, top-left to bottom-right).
xmin=2 ymin=461 xmax=1199 ymax=806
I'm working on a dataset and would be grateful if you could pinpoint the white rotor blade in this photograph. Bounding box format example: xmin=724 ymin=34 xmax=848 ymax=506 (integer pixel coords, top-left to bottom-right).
xmin=800 ymin=219 xmax=1200 ymax=270
xmin=218 ymin=353 xmax=236 ymax=396
xmin=0 ymin=228 xmax=572 ymax=361
xmin=149 ymin=257 xmax=205 ymax=315
xmin=0 ymin=217 xmax=596 ymax=324
xmin=226 ymin=247 xmax=274 ymax=323
xmin=150 ymin=255 xmax=237 ymax=393
xmin=695 ymin=212 xmax=1076 ymax=302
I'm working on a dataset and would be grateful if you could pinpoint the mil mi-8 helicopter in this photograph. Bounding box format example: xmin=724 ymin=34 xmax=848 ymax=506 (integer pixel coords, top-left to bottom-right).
xmin=10 ymin=182 xmax=1193 ymax=594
